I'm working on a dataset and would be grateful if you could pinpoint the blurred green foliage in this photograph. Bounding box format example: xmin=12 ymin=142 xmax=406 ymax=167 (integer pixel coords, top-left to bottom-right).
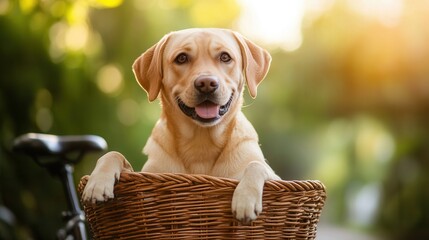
xmin=1 ymin=0 xmax=428 ymax=239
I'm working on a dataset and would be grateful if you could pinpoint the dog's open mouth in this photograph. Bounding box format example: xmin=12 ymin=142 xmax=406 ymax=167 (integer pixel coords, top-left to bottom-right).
xmin=178 ymin=94 xmax=234 ymax=123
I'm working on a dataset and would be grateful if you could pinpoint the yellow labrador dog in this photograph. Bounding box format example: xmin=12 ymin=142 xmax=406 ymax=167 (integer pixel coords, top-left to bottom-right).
xmin=82 ymin=28 xmax=280 ymax=223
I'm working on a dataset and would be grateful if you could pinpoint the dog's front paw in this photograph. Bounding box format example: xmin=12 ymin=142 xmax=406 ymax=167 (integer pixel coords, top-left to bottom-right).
xmin=231 ymin=182 xmax=263 ymax=224
xmin=82 ymin=173 xmax=117 ymax=204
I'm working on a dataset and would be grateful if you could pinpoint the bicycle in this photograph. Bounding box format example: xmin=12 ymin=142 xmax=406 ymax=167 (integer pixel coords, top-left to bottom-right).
xmin=12 ymin=133 xmax=107 ymax=240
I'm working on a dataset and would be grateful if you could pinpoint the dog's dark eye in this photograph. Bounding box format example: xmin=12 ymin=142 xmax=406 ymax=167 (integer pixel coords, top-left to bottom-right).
xmin=220 ymin=52 xmax=232 ymax=63
xmin=174 ymin=53 xmax=189 ymax=64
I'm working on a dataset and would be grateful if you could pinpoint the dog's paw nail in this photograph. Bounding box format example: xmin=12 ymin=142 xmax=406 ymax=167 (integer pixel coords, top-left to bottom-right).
xmin=243 ymin=216 xmax=251 ymax=225
xmin=254 ymin=209 xmax=261 ymax=216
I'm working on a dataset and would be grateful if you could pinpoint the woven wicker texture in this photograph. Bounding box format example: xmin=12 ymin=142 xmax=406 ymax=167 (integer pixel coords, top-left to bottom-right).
xmin=78 ymin=172 xmax=326 ymax=240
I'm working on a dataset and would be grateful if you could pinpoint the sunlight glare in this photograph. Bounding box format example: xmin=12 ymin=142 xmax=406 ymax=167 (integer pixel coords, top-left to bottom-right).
xmin=237 ymin=0 xmax=306 ymax=51
xmin=347 ymin=0 xmax=403 ymax=27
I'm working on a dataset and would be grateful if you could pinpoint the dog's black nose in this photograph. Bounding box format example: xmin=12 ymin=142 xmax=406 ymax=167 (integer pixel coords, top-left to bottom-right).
xmin=194 ymin=76 xmax=219 ymax=94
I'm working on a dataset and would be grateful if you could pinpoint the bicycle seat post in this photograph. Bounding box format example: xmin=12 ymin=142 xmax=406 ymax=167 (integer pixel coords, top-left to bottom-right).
xmin=57 ymin=163 xmax=82 ymax=217
xmin=55 ymin=162 xmax=87 ymax=240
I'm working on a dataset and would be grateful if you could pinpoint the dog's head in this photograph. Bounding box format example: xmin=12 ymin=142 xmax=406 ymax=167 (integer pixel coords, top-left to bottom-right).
xmin=133 ymin=28 xmax=271 ymax=126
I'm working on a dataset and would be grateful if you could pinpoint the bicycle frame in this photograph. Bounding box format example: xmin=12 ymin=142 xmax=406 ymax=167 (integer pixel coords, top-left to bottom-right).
xmin=53 ymin=163 xmax=87 ymax=240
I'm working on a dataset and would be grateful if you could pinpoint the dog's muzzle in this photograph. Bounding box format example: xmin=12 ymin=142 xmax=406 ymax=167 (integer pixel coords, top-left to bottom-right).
xmin=177 ymin=93 xmax=234 ymax=124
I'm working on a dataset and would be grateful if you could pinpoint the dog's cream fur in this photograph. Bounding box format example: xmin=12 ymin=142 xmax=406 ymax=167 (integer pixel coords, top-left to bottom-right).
xmin=82 ymin=28 xmax=280 ymax=223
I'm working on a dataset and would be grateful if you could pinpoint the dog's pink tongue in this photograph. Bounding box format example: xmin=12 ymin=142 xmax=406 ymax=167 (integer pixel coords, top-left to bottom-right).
xmin=195 ymin=102 xmax=220 ymax=119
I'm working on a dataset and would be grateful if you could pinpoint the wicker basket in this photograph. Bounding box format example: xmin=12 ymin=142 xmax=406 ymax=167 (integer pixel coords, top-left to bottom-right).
xmin=78 ymin=172 xmax=326 ymax=240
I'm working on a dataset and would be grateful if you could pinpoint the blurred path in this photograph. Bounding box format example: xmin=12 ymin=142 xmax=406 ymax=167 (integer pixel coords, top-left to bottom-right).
xmin=317 ymin=224 xmax=381 ymax=240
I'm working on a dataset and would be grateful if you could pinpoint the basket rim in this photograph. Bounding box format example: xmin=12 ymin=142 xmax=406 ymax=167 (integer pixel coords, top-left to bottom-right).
xmin=80 ymin=171 xmax=326 ymax=193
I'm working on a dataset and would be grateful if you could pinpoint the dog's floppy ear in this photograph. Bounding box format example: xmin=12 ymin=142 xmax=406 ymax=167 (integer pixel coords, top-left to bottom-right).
xmin=132 ymin=34 xmax=170 ymax=102
xmin=232 ymin=32 xmax=271 ymax=98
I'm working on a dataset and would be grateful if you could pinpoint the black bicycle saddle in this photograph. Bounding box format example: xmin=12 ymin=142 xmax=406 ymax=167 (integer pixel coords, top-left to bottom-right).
xmin=13 ymin=133 xmax=107 ymax=158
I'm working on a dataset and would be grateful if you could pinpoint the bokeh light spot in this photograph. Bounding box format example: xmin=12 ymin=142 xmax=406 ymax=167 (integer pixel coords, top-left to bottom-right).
xmin=35 ymin=88 xmax=53 ymax=109
xmin=49 ymin=1 xmax=67 ymax=18
xmin=90 ymin=0 xmax=123 ymax=8
xmin=0 ymin=0 xmax=11 ymax=15
xmin=65 ymin=24 xmax=89 ymax=51
xmin=19 ymin=0 xmax=36 ymax=13
xmin=355 ymin=118 xmax=395 ymax=164
xmin=36 ymin=108 xmax=53 ymax=132
xmin=96 ymin=64 xmax=123 ymax=95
